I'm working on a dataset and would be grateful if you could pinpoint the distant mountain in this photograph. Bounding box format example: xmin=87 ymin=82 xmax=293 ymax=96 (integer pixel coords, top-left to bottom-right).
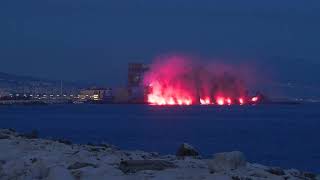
xmin=0 ymin=72 xmax=86 ymax=94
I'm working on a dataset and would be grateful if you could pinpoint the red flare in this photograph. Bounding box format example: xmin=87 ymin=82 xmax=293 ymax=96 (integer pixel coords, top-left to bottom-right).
xmin=216 ymin=97 xmax=225 ymax=105
xmin=226 ymin=98 xmax=232 ymax=105
xmin=200 ymin=97 xmax=211 ymax=105
xmin=239 ymin=98 xmax=244 ymax=105
xmin=144 ymin=55 xmax=255 ymax=106
xmin=251 ymin=96 xmax=259 ymax=102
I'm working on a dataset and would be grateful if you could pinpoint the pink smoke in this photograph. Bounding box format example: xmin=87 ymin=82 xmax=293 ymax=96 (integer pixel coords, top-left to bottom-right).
xmin=143 ymin=55 xmax=256 ymax=105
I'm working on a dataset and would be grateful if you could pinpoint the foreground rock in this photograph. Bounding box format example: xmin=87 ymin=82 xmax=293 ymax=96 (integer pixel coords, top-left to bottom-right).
xmin=47 ymin=166 xmax=74 ymax=180
xmin=119 ymin=160 xmax=176 ymax=173
xmin=208 ymin=151 xmax=246 ymax=172
xmin=176 ymin=143 xmax=200 ymax=157
xmin=0 ymin=128 xmax=319 ymax=180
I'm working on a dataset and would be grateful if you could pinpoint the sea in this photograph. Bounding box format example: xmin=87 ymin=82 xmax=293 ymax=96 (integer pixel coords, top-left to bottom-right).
xmin=0 ymin=103 xmax=319 ymax=173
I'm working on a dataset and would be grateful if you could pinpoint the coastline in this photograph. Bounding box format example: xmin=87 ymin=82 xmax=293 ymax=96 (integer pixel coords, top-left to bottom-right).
xmin=0 ymin=128 xmax=319 ymax=180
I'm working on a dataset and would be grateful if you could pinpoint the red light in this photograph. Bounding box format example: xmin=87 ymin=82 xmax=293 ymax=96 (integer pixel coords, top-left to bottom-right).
xmin=144 ymin=56 xmax=252 ymax=106
xmin=251 ymin=96 xmax=259 ymax=102
xmin=200 ymin=97 xmax=211 ymax=105
xmin=185 ymin=100 xmax=192 ymax=105
xmin=168 ymin=97 xmax=175 ymax=105
xmin=216 ymin=97 xmax=225 ymax=105
xmin=239 ymin=98 xmax=244 ymax=105
xmin=226 ymin=98 xmax=232 ymax=105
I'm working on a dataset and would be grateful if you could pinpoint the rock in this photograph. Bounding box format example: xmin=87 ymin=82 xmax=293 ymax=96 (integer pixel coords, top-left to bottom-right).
xmin=176 ymin=143 xmax=199 ymax=157
xmin=0 ymin=162 xmax=4 ymax=178
xmin=0 ymin=129 xmax=15 ymax=135
xmin=119 ymin=160 xmax=177 ymax=173
xmin=67 ymin=162 xmax=97 ymax=170
xmin=303 ymin=172 xmax=317 ymax=179
xmin=286 ymin=169 xmax=314 ymax=179
xmin=28 ymin=159 xmax=49 ymax=179
xmin=207 ymin=151 xmax=247 ymax=172
xmin=20 ymin=130 xmax=39 ymax=139
xmin=205 ymin=174 xmax=233 ymax=180
xmin=98 ymin=143 xmax=118 ymax=149
xmin=0 ymin=134 xmax=10 ymax=139
xmin=1 ymin=128 xmax=319 ymax=180
xmin=28 ymin=158 xmax=38 ymax=164
xmin=248 ymin=168 xmax=285 ymax=179
xmin=8 ymin=128 xmax=16 ymax=132
xmin=87 ymin=142 xmax=95 ymax=146
xmin=286 ymin=169 xmax=301 ymax=176
xmin=47 ymin=166 xmax=75 ymax=180
xmin=89 ymin=147 xmax=101 ymax=152
xmin=231 ymin=176 xmax=242 ymax=180
xmin=57 ymin=139 xmax=72 ymax=145
xmin=266 ymin=167 xmax=285 ymax=176
xmin=1 ymin=159 xmax=26 ymax=179
xmin=86 ymin=143 xmax=119 ymax=150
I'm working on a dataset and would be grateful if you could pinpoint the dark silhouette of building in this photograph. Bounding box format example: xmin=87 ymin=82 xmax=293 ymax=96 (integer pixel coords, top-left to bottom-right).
xmin=128 ymin=63 xmax=149 ymax=87
xmin=127 ymin=63 xmax=149 ymax=103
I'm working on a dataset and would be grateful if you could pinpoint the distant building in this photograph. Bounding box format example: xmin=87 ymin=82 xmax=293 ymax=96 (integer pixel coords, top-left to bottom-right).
xmin=127 ymin=63 xmax=150 ymax=103
xmin=0 ymin=89 xmax=9 ymax=97
xmin=79 ymin=88 xmax=113 ymax=102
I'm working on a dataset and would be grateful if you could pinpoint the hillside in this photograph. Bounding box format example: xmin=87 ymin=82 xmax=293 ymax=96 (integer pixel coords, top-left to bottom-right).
xmin=0 ymin=72 xmax=84 ymax=94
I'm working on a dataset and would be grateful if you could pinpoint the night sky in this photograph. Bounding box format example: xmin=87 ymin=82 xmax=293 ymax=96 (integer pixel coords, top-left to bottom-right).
xmin=1 ymin=0 xmax=319 ymax=88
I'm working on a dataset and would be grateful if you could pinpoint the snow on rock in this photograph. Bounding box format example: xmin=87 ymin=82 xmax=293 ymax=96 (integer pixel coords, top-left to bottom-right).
xmin=207 ymin=151 xmax=247 ymax=172
xmin=0 ymin=129 xmax=318 ymax=180
xmin=176 ymin=143 xmax=199 ymax=157
xmin=119 ymin=160 xmax=176 ymax=173
xmin=67 ymin=162 xmax=98 ymax=170
xmin=47 ymin=166 xmax=74 ymax=180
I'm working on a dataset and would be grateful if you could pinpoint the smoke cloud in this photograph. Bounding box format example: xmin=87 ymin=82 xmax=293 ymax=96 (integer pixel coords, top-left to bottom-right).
xmin=143 ymin=55 xmax=253 ymax=105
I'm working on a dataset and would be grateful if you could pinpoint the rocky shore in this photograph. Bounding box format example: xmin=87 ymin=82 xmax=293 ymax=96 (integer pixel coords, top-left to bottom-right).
xmin=0 ymin=129 xmax=318 ymax=180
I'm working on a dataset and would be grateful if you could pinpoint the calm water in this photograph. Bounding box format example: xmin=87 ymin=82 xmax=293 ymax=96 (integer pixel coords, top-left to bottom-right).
xmin=0 ymin=104 xmax=319 ymax=172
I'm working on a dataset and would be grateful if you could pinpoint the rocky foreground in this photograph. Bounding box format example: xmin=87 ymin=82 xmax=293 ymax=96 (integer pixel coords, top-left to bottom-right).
xmin=0 ymin=129 xmax=319 ymax=180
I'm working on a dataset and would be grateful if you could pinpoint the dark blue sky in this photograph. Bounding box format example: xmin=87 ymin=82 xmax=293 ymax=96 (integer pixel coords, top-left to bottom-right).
xmin=1 ymin=0 xmax=319 ymax=86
